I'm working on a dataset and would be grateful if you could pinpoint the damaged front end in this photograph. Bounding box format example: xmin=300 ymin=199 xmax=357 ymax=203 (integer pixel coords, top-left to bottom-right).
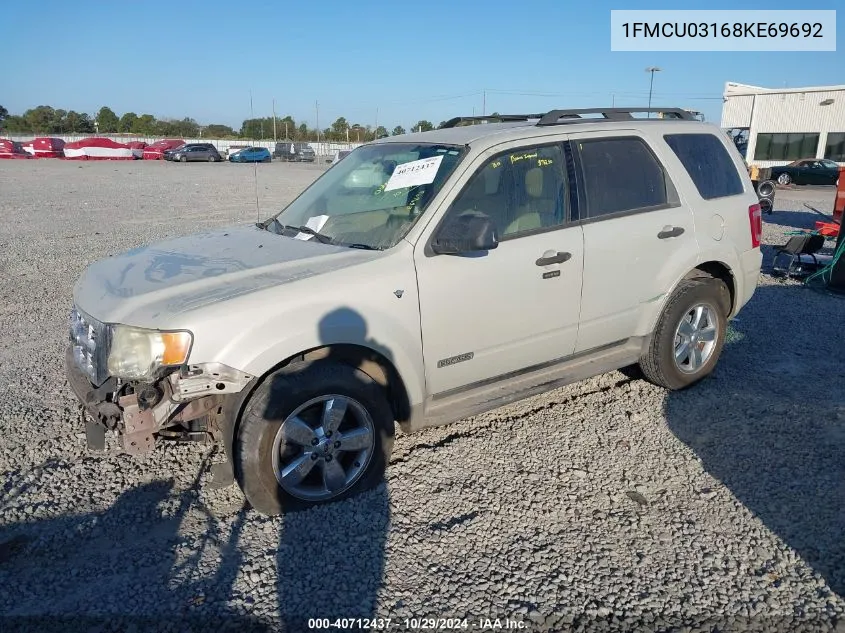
xmin=65 ymin=306 xmax=252 ymax=456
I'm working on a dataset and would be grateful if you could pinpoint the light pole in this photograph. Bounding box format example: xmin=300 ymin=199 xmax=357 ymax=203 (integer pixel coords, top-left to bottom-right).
xmin=646 ymin=66 xmax=662 ymax=116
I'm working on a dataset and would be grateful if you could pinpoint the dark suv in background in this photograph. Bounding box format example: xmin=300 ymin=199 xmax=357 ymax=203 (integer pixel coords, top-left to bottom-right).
xmin=165 ymin=143 xmax=222 ymax=162
xmin=273 ymin=141 xmax=316 ymax=162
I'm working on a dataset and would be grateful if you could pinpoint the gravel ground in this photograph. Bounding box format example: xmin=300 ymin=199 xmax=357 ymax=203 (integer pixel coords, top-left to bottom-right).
xmin=0 ymin=160 xmax=843 ymax=632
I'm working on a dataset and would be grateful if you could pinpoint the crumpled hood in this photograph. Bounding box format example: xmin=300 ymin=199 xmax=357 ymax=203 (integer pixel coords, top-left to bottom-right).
xmin=73 ymin=224 xmax=381 ymax=327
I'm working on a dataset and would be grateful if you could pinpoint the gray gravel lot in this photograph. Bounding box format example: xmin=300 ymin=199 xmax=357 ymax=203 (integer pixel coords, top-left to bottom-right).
xmin=0 ymin=159 xmax=843 ymax=632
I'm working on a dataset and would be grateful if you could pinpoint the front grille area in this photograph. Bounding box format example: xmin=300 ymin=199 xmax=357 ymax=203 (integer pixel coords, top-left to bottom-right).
xmin=69 ymin=306 xmax=109 ymax=385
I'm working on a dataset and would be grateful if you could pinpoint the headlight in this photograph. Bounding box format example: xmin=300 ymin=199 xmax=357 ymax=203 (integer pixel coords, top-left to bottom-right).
xmin=107 ymin=326 xmax=192 ymax=380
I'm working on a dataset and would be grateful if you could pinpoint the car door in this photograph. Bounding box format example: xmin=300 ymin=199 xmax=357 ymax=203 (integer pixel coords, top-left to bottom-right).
xmin=815 ymin=159 xmax=837 ymax=185
xmin=821 ymin=160 xmax=842 ymax=184
xmin=570 ymin=132 xmax=699 ymax=353
xmin=415 ymin=140 xmax=585 ymax=396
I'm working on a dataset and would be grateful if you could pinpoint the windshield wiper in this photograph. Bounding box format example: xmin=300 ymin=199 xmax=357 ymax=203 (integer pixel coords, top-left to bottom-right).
xmin=344 ymin=243 xmax=381 ymax=251
xmin=278 ymin=224 xmax=334 ymax=244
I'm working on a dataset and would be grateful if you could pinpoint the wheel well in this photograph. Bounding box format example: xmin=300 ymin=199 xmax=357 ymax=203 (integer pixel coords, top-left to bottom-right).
xmin=297 ymin=345 xmax=411 ymax=424
xmin=684 ymin=261 xmax=736 ymax=313
xmin=220 ymin=344 xmax=411 ymax=468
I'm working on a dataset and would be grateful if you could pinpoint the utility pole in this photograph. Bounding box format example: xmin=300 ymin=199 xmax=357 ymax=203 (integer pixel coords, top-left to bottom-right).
xmin=374 ymin=107 xmax=378 ymax=139
xmin=612 ymin=94 xmax=616 ymax=107
xmin=315 ymin=101 xmax=320 ymax=145
xmin=272 ymin=99 xmax=277 ymax=143
xmin=646 ymin=67 xmax=662 ymax=117
xmin=482 ymin=89 xmax=486 ymax=116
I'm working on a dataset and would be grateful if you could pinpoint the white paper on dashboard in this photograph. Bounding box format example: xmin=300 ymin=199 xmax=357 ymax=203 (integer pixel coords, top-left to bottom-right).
xmin=295 ymin=214 xmax=330 ymax=240
xmin=383 ymin=155 xmax=444 ymax=191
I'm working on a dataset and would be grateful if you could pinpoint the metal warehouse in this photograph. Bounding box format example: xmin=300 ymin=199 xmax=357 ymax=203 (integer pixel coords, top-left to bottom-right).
xmin=721 ymin=82 xmax=845 ymax=167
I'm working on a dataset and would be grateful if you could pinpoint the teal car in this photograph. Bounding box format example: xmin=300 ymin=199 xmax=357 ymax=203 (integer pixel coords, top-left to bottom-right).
xmin=229 ymin=147 xmax=272 ymax=163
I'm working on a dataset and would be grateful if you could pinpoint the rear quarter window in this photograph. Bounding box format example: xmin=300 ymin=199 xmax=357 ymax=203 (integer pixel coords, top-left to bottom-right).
xmin=664 ymin=133 xmax=744 ymax=200
xmin=576 ymin=136 xmax=670 ymax=218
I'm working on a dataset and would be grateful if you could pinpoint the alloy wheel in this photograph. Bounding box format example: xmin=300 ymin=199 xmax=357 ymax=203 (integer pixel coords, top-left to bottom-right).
xmin=271 ymin=394 xmax=375 ymax=502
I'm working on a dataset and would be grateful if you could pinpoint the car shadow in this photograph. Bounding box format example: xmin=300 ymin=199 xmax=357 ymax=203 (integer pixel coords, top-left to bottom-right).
xmin=664 ymin=283 xmax=845 ymax=598
xmin=763 ymin=209 xmax=826 ymax=231
xmin=266 ymin=307 xmax=392 ymax=629
xmin=0 ymin=450 xmax=264 ymax=632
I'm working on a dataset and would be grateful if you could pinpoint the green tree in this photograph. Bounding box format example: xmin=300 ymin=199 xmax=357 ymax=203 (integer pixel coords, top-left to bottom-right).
xmin=391 ymin=125 xmax=406 ymax=136
xmin=330 ymin=117 xmax=349 ymax=141
xmin=2 ymin=115 xmax=27 ymax=132
xmin=65 ymin=110 xmax=93 ymax=133
xmin=23 ymin=106 xmax=55 ymax=133
xmin=48 ymin=109 xmax=67 ymax=133
xmin=0 ymin=105 xmax=7 ymax=124
xmin=413 ymin=120 xmax=434 ymax=132
xmin=374 ymin=125 xmax=388 ymax=139
xmin=95 ymin=106 xmax=119 ymax=133
xmin=132 ymin=114 xmax=157 ymax=135
xmin=118 ymin=112 xmax=138 ymax=133
xmin=298 ymin=123 xmax=309 ymax=140
xmin=204 ymin=124 xmax=236 ymax=138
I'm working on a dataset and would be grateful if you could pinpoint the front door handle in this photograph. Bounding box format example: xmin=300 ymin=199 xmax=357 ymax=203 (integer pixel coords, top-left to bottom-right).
xmin=535 ymin=251 xmax=572 ymax=266
xmin=657 ymin=225 xmax=685 ymax=239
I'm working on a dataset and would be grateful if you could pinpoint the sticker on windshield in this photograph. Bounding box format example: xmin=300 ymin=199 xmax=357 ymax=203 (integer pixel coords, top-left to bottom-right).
xmin=383 ymin=155 xmax=444 ymax=192
xmin=295 ymin=214 xmax=329 ymax=240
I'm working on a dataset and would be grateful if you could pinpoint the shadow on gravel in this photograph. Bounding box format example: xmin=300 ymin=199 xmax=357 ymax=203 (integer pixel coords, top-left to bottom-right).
xmin=0 ymin=452 xmax=263 ymax=632
xmin=665 ymin=283 xmax=845 ymax=598
xmin=269 ymin=306 xmax=391 ymax=629
xmin=763 ymin=209 xmax=831 ymax=231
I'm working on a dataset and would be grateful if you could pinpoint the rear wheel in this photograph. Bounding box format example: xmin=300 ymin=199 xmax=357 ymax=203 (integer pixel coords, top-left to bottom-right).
xmin=777 ymin=172 xmax=791 ymax=186
xmin=208 ymin=155 xmax=216 ymax=162
xmin=638 ymin=277 xmax=729 ymax=390
xmin=234 ymin=360 xmax=394 ymax=516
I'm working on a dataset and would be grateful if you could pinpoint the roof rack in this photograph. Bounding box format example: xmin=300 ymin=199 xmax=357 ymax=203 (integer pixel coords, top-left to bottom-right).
xmin=439 ymin=114 xmax=545 ymax=128
xmin=537 ymin=107 xmax=695 ymax=125
xmin=439 ymin=108 xmax=695 ymax=130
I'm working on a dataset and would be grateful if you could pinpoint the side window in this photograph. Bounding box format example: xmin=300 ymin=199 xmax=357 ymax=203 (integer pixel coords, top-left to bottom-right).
xmin=446 ymin=144 xmax=567 ymax=239
xmin=576 ymin=137 xmax=669 ymax=218
xmin=664 ymin=133 xmax=744 ymax=200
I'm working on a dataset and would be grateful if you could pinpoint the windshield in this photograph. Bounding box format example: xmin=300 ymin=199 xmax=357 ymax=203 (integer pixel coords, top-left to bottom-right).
xmin=262 ymin=142 xmax=465 ymax=250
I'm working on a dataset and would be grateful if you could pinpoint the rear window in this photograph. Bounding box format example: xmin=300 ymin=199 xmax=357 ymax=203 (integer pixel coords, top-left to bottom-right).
xmin=664 ymin=133 xmax=743 ymax=200
xmin=576 ymin=137 xmax=669 ymax=218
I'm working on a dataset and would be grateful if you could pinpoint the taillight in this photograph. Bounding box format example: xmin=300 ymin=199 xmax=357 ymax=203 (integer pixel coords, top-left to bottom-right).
xmin=748 ymin=203 xmax=762 ymax=249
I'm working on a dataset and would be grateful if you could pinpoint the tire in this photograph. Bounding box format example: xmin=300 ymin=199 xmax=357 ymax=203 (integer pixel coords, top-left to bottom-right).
xmin=180 ymin=155 xmax=187 ymax=163
xmin=234 ymin=360 xmax=394 ymax=516
xmin=777 ymin=172 xmax=791 ymax=186
xmin=638 ymin=277 xmax=730 ymax=391
xmin=757 ymin=179 xmax=775 ymax=199
xmin=208 ymin=155 xmax=216 ymax=162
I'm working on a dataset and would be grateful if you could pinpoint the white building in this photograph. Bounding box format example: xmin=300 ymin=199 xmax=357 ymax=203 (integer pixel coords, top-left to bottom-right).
xmin=721 ymin=82 xmax=845 ymax=166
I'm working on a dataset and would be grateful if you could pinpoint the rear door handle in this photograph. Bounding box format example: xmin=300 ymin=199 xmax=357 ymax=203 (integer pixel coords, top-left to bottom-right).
xmin=657 ymin=226 xmax=685 ymax=239
xmin=535 ymin=251 xmax=572 ymax=266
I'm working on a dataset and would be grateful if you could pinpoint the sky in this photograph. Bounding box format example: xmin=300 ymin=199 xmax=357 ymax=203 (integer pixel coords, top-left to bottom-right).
xmin=1 ymin=0 xmax=842 ymax=131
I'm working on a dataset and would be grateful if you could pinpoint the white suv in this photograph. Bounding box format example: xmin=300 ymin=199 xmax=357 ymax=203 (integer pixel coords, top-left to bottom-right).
xmin=66 ymin=108 xmax=763 ymax=515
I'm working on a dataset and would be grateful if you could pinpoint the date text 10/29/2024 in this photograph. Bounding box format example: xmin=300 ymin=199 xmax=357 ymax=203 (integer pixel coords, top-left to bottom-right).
xmin=308 ymin=617 xmax=528 ymax=630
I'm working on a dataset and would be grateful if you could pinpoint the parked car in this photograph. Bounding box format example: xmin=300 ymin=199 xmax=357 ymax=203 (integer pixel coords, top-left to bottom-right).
xmin=66 ymin=107 xmax=762 ymax=516
xmin=770 ymin=158 xmax=841 ymax=186
xmin=225 ymin=144 xmax=249 ymax=159
xmin=170 ymin=143 xmax=222 ymax=163
xmin=229 ymin=146 xmax=272 ymax=163
xmin=274 ymin=141 xmax=316 ymax=162
xmin=143 ymin=139 xmax=186 ymax=160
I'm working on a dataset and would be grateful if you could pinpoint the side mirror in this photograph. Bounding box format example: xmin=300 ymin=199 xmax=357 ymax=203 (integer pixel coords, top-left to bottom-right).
xmin=431 ymin=212 xmax=499 ymax=255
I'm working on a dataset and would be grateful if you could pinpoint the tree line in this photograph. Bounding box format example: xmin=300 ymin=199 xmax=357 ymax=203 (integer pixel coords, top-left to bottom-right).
xmin=0 ymin=104 xmax=440 ymax=142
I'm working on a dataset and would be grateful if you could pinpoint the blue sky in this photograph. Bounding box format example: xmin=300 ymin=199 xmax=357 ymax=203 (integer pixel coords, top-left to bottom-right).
xmin=0 ymin=0 xmax=841 ymax=131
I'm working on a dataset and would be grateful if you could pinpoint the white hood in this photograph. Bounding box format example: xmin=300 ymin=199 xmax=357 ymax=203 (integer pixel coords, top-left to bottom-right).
xmin=73 ymin=224 xmax=382 ymax=327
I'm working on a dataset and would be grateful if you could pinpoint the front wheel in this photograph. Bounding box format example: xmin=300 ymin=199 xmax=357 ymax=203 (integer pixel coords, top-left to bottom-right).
xmin=180 ymin=155 xmax=187 ymax=163
xmin=638 ymin=277 xmax=729 ymax=390
xmin=777 ymin=172 xmax=791 ymax=186
xmin=234 ymin=360 xmax=394 ymax=515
